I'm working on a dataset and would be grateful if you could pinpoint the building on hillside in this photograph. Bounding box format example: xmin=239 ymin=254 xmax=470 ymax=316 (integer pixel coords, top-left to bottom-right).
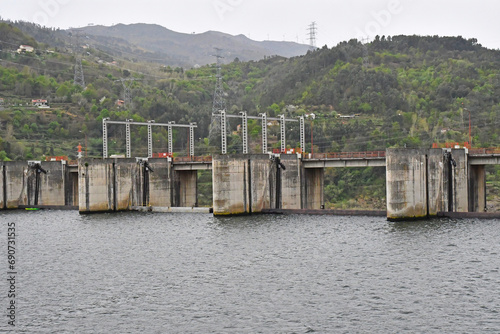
xmin=17 ymin=45 xmax=34 ymax=53
xmin=32 ymin=99 xmax=49 ymax=108
xmin=116 ymin=99 xmax=125 ymax=107
xmin=0 ymin=98 xmax=4 ymax=105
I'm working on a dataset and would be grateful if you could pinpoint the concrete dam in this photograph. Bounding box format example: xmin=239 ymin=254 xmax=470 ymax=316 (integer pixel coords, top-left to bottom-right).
xmin=1 ymin=148 xmax=499 ymax=220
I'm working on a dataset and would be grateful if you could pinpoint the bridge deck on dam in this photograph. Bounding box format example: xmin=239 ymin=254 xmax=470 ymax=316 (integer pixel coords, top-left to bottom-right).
xmin=468 ymin=155 xmax=500 ymax=165
xmin=302 ymin=151 xmax=386 ymax=168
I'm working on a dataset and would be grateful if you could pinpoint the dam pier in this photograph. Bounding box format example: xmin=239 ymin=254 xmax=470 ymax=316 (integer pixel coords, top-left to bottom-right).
xmin=1 ymin=147 xmax=499 ymax=220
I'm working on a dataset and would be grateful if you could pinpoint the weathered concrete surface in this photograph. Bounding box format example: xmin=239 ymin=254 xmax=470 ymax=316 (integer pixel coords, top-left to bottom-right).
xmin=280 ymin=154 xmax=302 ymax=209
xmin=148 ymin=159 xmax=172 ymax=207
xmin=0 ymin=163 xmax=4 ymax=209
xmin=79 ymin=159 xmax=115 ymax=213
xmin=469 ymin=165 xmax=486 ymax=212
xmin=262 ymin=208 xmax=386 ymax=216
xmin=252 ymin=156 xmax=275 ymax=212
xmin=114 ymin=159 xmax=139 ymax=211
xmin=212 ymin=155 xmax=249 ymax=215
xmin=304 ymin=168 xmax=324 ymax=210
xmin=36 ymin=161 xmax=66 ymax=206
xmin=1 ymin=161 xmax=72 ymax=209
xmin=175 ymin=170 xmax=198 ymax=207
xmin=67 ymin=171 xmax=79 ymax=207
xmin=386 ymin=149 xmax=427 ymax=220
xmin=79 ymin=158 xmax=180 ymax=212
xmin=427 ymin=149 xmax=447 ymax=216
xmin=451 ymin=149 xmax=469 ymax=212
xmin=3 ymin=161 xmax=28 ymax=209
xmin=212 ymin=154 xmax=276 ymax=215
xmin=132 ymin=206 xmax=211 ymax=213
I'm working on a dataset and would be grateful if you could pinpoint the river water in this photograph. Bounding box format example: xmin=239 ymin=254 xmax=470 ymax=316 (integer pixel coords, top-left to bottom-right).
xmin=1 ymin=211 xmax=499 ymax=333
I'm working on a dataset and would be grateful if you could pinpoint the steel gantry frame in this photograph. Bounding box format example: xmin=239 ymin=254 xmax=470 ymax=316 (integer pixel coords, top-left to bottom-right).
xmin=260 ymin=113 xmax=267 ymax=154
xmin=239 ymin=111 xmax=248 ymax=154
xmin=299 ymin=116 xmax=305 ymax=154
xmin=147 ymin=120 xmax=154 ymax=158
xmin=126 ymin=119 xmax=132 ymax=158
xmin=212 ymin=112 xmax=299 ymax=154
xmin=168 ymin=121 xmax=174 ymax=156
xmin=189 ymin=123 xmax=196 ymax=158
xmin=102 ymin=119 xmax=197 ymax=158
xmin=220 ymin=110 xmax=227 ymax=154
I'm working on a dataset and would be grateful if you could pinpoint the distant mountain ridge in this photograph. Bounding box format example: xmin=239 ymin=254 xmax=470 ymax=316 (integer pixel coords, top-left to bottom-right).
xmin=76 ymin=23 xmax=311 ymax=67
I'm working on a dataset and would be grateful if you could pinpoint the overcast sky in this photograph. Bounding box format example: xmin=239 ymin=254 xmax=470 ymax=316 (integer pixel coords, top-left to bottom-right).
xmin=2 ymin=0 xmax=500 ymax=49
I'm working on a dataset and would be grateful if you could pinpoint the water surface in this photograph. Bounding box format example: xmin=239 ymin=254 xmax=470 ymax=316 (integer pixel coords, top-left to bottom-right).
xmin=1 ymin=211 xmax=499 ymax=333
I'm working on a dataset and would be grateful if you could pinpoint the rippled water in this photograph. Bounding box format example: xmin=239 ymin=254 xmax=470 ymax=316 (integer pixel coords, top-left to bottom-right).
xmin=1 ymin=211 xmax=499 ymax=333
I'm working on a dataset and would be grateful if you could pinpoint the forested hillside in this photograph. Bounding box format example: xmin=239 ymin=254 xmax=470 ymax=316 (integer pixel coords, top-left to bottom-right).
xmin=1 ymin=22 xmax=500 ymax=209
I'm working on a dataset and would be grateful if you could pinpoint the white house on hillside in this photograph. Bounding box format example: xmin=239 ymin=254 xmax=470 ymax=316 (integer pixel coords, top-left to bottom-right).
xmin=17 ymin=45 xmax=34 ymax=53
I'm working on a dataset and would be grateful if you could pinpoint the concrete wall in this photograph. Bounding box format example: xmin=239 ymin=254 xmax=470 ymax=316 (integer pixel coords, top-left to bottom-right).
xmin=212 ymin=155 xmax=249 ymax=215
xmin=114 ymin=159 xmax=140 ymax=211
xmin=387 ymin=148 xmax=470 ymax=219
xmin=427 ymin=148 xmax=447 ymax=216
xmin=0 ymin=163 xmax=4 ymax=209
xmin=212 ymin=154 xmax=307 ymax=215
xmin=0 ymin=161 xmax=68 ymax=209
xmin=212 ymin=154 xmax=276 ymax=215
xmin=79 ymin=158 xmax=198 ymax=212
xmin=469 ymin=165 xmax=486 ymax=212
xmin=250 ymin=156 xmax=274 ymax=212
xmin=175 ymin=170 xmax=198 ymax=207
xmin=386 ymin=149 xmax=428 ymax=220
xmin=4 ymin=161 xmax=28 ymax=209
xmin=148 ymin=159 xmax=172 ymax=207
xmin=79 ymin=159 xmax=115 ymax=213
xmin=36 ymin=161 xmax=66 ymax=206
xmin=280 ymin=154 xmax=302 ymax=209
xmin=451 ymin=149 xmax=469 ymax=212
xmin=303 ymin=168 xmax=324 ymax=210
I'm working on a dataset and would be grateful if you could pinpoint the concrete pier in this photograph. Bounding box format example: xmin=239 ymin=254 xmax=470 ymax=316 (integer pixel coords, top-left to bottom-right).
xmin=469 ymin=165 xmax=486 ymax=212
xmin=1 ymin=161 xmax=72 ymax=209
xmin=148 ymin=159 xmax=173 ymax=207
xmin=212 ymin=155 xmax=272 ymax=215
xmin=79 ymin=159 xmax=115 ymax=212
xmin=78 ymin=158 xmax=200 ymax=213
xmin=211 ymin=154 xmax=307 ymax=215
xmin=1 ymin=147 xmax=496 ymax=218
xmin=386 ymin=149 xmax=428 ymax=220
xmin=303 ymin=168 xmax=324 ymax=210
xmin=386 ymin=148 xmax=473 ymax=220
xmin=175 ymin=170 xmax=198 ymax=207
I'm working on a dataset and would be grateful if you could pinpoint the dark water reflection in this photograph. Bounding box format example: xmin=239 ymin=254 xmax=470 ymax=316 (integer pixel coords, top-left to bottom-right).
xmin=1 ymin=211 xmax=499 ymax=333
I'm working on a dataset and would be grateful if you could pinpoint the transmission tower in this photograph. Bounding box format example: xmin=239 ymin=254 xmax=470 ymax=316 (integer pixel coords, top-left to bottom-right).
xmin=209 ymin=48 xmax=226 ymax=144
xmin=119 ymin=78 xmax=132 ymax=107
xmin=308 ymin=22 xmax=317 ymax=51
xmin=116 ymin=78 xmax=140 ymax=109
xmin=72 ymin=30 xmax=85 ymax=88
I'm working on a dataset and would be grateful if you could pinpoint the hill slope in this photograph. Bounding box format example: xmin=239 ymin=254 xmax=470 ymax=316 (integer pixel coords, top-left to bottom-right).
xmin=77 ymin=23 xmax=311 ymax=66
xmin=2 ymin=26 xmax=500 ymax=209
